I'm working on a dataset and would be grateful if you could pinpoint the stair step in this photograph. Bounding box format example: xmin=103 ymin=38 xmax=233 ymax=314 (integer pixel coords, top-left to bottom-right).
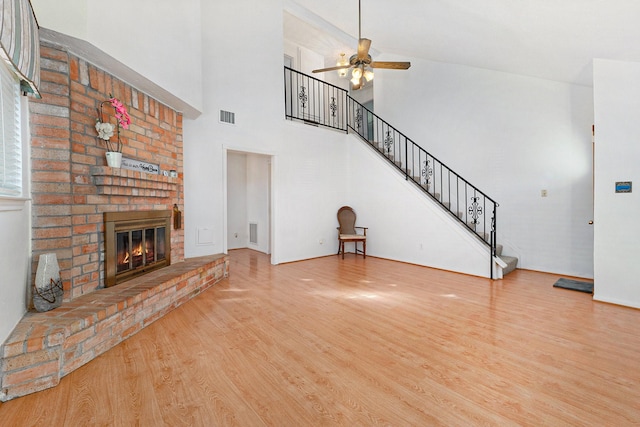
xmin=500 ymin=255 xmax=518 ymax=275
xmin=496 ymin=244 xmax=503 ymax=257
xmin=393 ymin=162 xmax=411 ymax=175
xmin=419 ymin=182 xmax=436 ymax=195
xmin=375 ymin=143 xmax=392 ymax=154
xmin=372 ymin=142 xmax=392 ymax=155
xmin=466 ymin=222 xmax=490 ymax=233
xmin=478 ymin=232 xmax=489 ymax=240
xmin=370 ymin=144 xmax=412 ymax=175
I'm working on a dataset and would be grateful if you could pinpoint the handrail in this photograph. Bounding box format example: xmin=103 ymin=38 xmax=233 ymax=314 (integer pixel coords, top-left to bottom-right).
xmin=284 ymin=67 xmax=498 ymax=278
xmin=284 ymin=67 xmax=349 ymax=132
xmin=346 ymin=100 xmax=498 ymax=204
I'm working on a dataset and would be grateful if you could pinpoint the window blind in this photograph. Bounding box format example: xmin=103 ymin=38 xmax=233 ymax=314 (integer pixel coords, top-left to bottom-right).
xmin=0 ymin=58 xmax=21 ymax=196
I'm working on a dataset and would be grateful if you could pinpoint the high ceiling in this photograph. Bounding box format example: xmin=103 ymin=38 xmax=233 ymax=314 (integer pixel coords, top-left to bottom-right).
xmin=284 ymin=0 xmax=640 ymax=87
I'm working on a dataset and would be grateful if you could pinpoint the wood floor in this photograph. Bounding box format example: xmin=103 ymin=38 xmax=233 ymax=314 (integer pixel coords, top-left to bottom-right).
xmin=1 ymin=249 xmax=638 ymax=426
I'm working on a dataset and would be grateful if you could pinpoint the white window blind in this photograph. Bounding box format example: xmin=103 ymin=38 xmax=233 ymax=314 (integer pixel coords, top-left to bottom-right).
xmin=0 ymin=59 xmax=22 ymax=197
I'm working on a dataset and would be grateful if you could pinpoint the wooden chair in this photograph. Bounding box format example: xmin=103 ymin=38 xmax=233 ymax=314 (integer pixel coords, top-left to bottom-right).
xmin=337 ymin=206 xmax=367 ymax=259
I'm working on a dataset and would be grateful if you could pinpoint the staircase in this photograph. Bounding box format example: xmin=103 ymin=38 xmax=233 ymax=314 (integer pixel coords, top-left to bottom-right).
xmin=368 ymin=135 xmax=518 ymax=278
xmin=284 ymin=66 xmax=518 ymax=278
xmin=497 ymin=245 xmax=519 ymax=276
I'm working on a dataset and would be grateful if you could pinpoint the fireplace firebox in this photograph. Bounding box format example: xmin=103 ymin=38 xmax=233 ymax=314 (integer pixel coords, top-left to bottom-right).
xmin=104 ymin=210 xmax=171 ymax=287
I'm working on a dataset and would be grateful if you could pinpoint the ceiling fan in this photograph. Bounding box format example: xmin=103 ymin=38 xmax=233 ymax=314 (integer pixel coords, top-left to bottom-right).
xmin=312 ymin=0 xmax=411 ymax=90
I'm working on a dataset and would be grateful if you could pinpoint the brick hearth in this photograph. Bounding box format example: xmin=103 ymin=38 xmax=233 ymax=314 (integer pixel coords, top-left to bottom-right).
xmin=0 ymin=255 xmax=229 ymax=401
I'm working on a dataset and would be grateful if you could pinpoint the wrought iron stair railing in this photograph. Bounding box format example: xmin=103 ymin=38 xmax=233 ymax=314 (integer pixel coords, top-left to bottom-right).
xmin=284 ymin=67 xmax=498 ymax=277
xmin=284 ymin=66 xmax=348 ymax=132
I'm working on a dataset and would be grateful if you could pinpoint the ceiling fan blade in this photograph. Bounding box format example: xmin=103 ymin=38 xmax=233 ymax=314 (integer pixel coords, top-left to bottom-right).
xmin=312 ymin=64 xmax=353 ymax=74
xmin=357 ymin=38 xmax=371 ymax=60
xmin=370 ymin=61 xmax=412 ymax=70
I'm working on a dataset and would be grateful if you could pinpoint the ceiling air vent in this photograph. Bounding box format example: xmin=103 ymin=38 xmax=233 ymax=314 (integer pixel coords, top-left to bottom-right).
xmin=219 ymin=110 xmax=235 ymax=125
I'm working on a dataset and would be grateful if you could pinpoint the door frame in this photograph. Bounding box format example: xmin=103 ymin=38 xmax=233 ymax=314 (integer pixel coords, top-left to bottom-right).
xmin=222 ymin=145 xmax=277 ymax=264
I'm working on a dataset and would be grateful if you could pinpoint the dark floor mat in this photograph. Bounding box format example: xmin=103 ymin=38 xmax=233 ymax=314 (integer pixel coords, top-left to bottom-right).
xmin=553 ymin=278 xmax=594 ymax=294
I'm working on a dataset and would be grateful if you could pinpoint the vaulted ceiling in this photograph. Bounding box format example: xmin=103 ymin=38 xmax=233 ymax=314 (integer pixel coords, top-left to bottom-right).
xmin=284 ymin=0 xmax=640 ymax=87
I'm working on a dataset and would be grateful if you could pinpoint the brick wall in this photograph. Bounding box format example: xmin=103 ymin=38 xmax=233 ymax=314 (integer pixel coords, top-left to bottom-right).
xmin=30 ymin=41 xmax=185 ymax=300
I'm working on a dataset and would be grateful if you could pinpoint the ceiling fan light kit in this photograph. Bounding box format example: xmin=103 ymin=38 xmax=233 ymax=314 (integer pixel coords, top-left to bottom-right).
xmin=364 ymin=69 xmax=374 ymax=82
xmin=337 ymin=53 xmax=349 ymax=78
xmin=352 ymin=66 xmax=363 ymax=80
xmin=312 ymin=0 xmax=411 ymax=90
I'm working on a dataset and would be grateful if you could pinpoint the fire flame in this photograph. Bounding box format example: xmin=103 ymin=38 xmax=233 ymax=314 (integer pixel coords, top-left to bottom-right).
xmin=121 ymin=243 xmax=145 ymax=265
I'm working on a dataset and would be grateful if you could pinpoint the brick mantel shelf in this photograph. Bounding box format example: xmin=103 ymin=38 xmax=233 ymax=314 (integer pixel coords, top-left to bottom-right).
xmin=91 ymin=166 xmax=178 ymax=198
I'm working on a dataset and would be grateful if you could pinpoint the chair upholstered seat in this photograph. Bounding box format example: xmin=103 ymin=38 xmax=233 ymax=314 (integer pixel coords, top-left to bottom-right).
xmin=337 ymin=206 xmax=367 ymax=259
xmin=339 ymin=234 xmax=366 ymax=240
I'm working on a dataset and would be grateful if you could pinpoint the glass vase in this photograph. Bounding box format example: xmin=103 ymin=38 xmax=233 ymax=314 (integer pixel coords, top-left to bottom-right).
xmin=33 ymin=253 xmax=63 ymax=312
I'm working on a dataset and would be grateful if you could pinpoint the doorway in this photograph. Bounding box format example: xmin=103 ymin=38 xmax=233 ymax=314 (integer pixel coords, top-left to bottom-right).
xmin=226 ymin=150 xmax=272 ymax=256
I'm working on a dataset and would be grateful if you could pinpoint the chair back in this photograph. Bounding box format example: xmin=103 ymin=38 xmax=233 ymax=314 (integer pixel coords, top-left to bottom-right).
xmin=337 ymin=206 xmax=357 ymax=234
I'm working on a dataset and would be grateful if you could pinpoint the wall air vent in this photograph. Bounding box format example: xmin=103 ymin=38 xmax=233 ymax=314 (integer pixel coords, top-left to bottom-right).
xmin=249 ymin=223 xmax=258 ymax=244
xmin=219 ymin=110 xmax=235 ymax=124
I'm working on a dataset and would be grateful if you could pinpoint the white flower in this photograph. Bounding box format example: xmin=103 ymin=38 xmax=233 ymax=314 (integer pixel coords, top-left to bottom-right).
xmin=95 ymin=121 xmax=115 ymax=140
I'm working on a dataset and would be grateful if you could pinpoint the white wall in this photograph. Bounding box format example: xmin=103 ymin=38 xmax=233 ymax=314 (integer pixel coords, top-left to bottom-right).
xmin=0 ymin=95 xmax=32 ymax=345
xmin=284 ymin=41 xmax=324 ymax=76
xmin=30 ymin=0 xmax=88 ymax=40
xmin=592 ymin=59 xmax=640 ymax=308
xmin=184 ymin=0 xmax=351 ymax=264
xmin=348 ymin=137 xmax=491 ymax=277
xmin=31 ymin=0 xmax=203 ymax=113
xmin=227 ymin=152 xmax=248 ymax=250
xmin=271 ymin=123 xmax=350 ymax=262
xmin=0 ymin=203 xmax=30 ymax=344
xmin=246 ymin=154 xmax=271 ymax=254
xmin=375 ymin=57 xmax=595 ymax=278
xmin=184 ymin=0 xmax=280 ymax=260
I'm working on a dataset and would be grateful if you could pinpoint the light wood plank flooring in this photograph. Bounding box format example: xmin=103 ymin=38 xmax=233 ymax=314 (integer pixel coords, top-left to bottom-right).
xmin=1 ymin=249 xmax=638 ymax=426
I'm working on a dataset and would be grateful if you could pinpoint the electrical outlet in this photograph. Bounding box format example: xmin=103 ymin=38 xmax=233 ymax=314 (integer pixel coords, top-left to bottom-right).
xmin=541 ymin=189 xmax=548 ymax=197
xmin=319 ymin=238 xmax=324 ymax=245
xmin=234 ymin=232 xmax=238 ymax=238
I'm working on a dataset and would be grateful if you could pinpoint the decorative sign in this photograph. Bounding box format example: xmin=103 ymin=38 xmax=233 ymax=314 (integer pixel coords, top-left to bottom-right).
xmin=615 ymin=181 xmax=632 ymax=193
xmin=121 ymin=157 xmax=160 ymax=175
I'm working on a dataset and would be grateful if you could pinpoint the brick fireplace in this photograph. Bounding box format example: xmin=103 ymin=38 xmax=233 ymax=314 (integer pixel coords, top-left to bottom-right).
xmin=0 ymin=40 xmax=229 ymax=401
xmin=30 ymin=41 xmax=185 ymax=298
